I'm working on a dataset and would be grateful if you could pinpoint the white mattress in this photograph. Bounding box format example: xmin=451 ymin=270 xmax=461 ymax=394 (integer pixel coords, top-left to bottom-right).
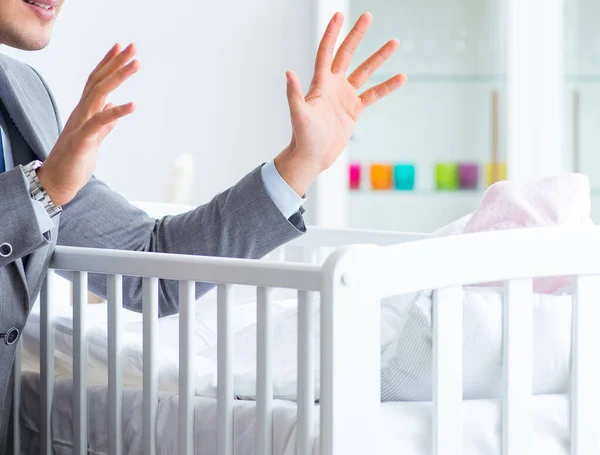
xmin=18 ymin=373 xmax=572 ymax=455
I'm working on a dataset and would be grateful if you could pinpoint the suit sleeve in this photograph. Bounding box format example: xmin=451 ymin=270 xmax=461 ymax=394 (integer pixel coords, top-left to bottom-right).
xmin=0 ymin=166 xmax=51 ymax=267
xmin=56 ymin=167 xmax=306 ymax=316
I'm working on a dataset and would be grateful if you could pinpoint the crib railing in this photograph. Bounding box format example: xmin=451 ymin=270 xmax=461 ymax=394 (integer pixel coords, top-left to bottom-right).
xmin=14 ymin=226 xmax=420 ymax=455
xmin=13 ymin=226 xmax=600 ymax=455
xmin=365 ymin=226 xmax=600 ymax=455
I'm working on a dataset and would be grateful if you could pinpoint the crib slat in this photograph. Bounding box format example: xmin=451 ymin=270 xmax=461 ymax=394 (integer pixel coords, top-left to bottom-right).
xmin=143 ymin=277 xmax=159 ymax=455
xmin=267 ymin=248 xmax=285 ymax=262
xmin=285 ymin=246 xmax=317 ymax=264
xmin=73 ymin=272 xmax=89 ymax=455
xmin=433 ymin=287 xmax=463 ymax=455
xmin=12 ymin=339 xmax=21 ymax=455
xmin=502 ymin=279 xmax=533 ymax=455
xmin=40 ymin=270 xmax=55 ymax=455
xmin=297 ymin=290 xmax=316 ymax=455
xmin=303 ymin=248 xmax=318 ymax=264
xmin=179 ymin=280 xmax=195 ymax=455
xmin=217 ymin=284 xmax=234 ymax=455
xmin=256 ymin=287 xmax=273 ymax=455
xmin=108 ymin=275 xmax=123 ymax=455
xmin=571 ymin=276 xmax=600 ymax=455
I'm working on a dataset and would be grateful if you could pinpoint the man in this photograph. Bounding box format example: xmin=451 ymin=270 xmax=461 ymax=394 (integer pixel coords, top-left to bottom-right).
xmin=0 ymin=0 xmax=406 ymax=449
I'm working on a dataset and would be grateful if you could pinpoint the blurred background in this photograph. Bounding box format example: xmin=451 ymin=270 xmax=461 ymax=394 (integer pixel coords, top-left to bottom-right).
xmin=4 ymin=0 xmax=600 ymax=231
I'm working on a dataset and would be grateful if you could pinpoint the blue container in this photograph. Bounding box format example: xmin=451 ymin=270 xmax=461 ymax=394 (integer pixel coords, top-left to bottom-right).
xmin=394 ymin=164 xmax=415 ymax=190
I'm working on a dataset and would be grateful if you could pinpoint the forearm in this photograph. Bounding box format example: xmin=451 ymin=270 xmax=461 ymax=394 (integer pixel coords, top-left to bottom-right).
xmin=57 ymin=166 xmax=305 ymax=316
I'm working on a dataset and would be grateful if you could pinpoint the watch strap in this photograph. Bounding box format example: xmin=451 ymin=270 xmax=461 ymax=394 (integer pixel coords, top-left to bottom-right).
xmin=22 ymin=161 xmax=62 ymax=219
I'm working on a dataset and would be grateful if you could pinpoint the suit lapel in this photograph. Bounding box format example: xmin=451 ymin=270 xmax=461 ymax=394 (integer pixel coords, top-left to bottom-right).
xmin=0 ymin=58 xmax=54 ymax=295
xmin=0 ymin=59 xmax=51 ymax=159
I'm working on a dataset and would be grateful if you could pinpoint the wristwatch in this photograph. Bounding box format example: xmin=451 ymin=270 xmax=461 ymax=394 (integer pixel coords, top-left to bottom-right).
xmin=21 ymin=160 xmax=62 ymax=219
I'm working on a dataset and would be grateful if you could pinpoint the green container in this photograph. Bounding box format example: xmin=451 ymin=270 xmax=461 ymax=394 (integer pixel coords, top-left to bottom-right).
xmin=435 ymin=163 xmax=459 ymax=190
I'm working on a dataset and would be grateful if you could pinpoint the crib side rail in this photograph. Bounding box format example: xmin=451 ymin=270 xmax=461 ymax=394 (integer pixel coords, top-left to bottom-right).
xmin=286 ymin=226 xmax=428 ymax=248
xmin=266 ymin=226 xmax=426 ymax=265
xmin=336 ymin=226 xmax=600 ymax=455
xmin=371 ymin=227 xmax=600 ymax=296
xmin=14 ymin=244 xmax=379 ymax=455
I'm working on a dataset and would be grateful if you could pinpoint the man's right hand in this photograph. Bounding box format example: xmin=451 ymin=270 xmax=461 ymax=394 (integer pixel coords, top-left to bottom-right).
xmin=37 ymin=43 xmax=139 ymax=207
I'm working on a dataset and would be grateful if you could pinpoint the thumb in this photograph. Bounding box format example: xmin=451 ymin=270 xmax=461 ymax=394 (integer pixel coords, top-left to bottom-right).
xmin=285 ymin=70 xmax=305 ymax=117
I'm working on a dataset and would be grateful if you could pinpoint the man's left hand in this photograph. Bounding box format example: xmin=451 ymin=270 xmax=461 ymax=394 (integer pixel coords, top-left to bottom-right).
xmin=274 ymin=12 xmax=406 ymax=196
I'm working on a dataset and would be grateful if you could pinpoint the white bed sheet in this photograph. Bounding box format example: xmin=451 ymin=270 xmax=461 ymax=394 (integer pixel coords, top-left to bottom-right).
xmin=21 ymin=284 xmax=414 ymax=400
xmin=18 ymin=373 xmax=571 ymax=455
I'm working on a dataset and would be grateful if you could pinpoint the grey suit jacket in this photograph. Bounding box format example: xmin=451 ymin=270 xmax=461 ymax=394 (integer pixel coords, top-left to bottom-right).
xmin=0 ymin=52 xmax=305 ymax=451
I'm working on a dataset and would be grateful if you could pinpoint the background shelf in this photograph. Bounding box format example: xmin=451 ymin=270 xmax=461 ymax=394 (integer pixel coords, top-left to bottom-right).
xmin=370 ymin=73 xmax=506 ymax=84
xmin=566 ymin=74 xmax=600 ymax=83
xmin=348 ymin=190 xmax=600 ymax=231
xmin=348 ymin=190 xmax=482 ymax=231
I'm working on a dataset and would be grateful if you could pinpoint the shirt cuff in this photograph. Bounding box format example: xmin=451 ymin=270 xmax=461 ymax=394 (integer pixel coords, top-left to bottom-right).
xmin=260 ymin=160 xmax=306 ymax=220
xmin=31 ymin=199 xmax=56 ymax=234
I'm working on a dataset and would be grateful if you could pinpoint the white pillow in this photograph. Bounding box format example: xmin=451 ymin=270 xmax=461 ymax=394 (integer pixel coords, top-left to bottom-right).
xmin=381 ymin=287 xmax=572 ymax=401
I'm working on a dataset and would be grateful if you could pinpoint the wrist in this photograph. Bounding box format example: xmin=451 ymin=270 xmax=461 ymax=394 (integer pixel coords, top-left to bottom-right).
xmin=36 ymin=166 xmax=69 ymax=207
xmin=274 ymin=146 xmax=321 ymax=197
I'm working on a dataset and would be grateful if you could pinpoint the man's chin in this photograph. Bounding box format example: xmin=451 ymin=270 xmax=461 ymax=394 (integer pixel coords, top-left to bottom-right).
xmin=4 ymin=32 xmax=51 ymax=51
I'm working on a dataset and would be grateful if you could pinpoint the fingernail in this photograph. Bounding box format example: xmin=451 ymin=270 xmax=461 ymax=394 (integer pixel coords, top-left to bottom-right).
xmin=286 ymin=73 xmax=290 ymax=86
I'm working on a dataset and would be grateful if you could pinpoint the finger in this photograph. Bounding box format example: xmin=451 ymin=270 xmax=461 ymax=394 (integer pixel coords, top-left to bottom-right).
xmin=86 ymin=60 xmax=140 ymax=113
xmin=98 ymin=103 xmax=118 ymax=136
xmin=331 ymin=12 xmax=372 ymax=74
xmin=285 ymin=70 xmax=305 ymax=116
xmin=314 ymin=13 xmax=344 ymax=74
xmin=348 ymin=39 xmax=400 ymax=89
xmin=359 ymin=73 xmax=407 ymax=108
xmin=85 ymin=43 xmax=121 ymax=88
xmin=84 ymin=43 xmax=137 ymax=96
xmin=80 ymin=102 xmax=136 ymax=139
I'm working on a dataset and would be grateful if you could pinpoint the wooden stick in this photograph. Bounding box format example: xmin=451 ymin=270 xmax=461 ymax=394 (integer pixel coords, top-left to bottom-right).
xmin=492 ymin=90 xmax=500 ymax=183
xmin=573 ymin=90 xmax=580 ymax=173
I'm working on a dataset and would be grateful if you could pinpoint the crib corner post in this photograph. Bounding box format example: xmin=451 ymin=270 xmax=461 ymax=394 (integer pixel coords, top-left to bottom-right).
xmin=320 ymin=245 xmax=381 ymax=455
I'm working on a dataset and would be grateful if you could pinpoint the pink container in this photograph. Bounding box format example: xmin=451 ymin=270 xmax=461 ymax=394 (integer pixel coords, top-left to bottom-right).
xmin=349 ymin=163 xmax=361 ymax=190
xmin=458 ymin=162 xmax=479 ymax=189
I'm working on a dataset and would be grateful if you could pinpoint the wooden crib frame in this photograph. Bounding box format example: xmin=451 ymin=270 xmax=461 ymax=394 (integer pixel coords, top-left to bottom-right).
xmin=11 ymin=225 xmax=600 ymax=455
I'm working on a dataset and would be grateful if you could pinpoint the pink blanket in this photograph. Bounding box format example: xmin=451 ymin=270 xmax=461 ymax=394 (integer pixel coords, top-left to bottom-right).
xmin=463 ymin=174 xmax=592 ymax=293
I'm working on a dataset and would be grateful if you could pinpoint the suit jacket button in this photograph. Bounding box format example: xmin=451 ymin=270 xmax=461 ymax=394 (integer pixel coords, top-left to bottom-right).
xmin=5 ymin=328 xmax=19 ymax=345
xmin=0 ymin=243 xmax=12 ymax=257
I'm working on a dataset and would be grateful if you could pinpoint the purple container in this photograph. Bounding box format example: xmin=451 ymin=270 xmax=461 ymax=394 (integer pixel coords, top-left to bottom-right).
xmin=458 ymin=163 xmax=479 ymax=189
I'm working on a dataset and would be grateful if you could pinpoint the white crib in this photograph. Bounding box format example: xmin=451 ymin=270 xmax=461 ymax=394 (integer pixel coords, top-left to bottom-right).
xmin=11 ymin=225 xmax=600 ymax=455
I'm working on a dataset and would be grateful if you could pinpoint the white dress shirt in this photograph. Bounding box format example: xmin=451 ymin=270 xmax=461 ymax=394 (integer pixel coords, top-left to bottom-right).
xmin=260 ymin=160 xmax=305 ymax=219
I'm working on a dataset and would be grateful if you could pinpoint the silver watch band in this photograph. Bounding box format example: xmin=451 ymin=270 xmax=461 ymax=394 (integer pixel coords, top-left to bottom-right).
xmin=21 ymin=161 xmax=62 ymax=219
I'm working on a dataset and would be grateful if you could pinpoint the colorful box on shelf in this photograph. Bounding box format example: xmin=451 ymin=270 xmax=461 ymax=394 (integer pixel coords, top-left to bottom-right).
xmin=370 ymin=163 xmax=393 ymax=190
xmin=458 ymin=162 xmax=479 ymax=189
xmin=485 ymin=162 xmax=507 ymax=187
xmin=349 ymin=163 xmax=361 ymax=190
xmin=435 ymin=162 xmax=458 ymax=190
xmin=394 ymin=164 xmax=415 ymax=190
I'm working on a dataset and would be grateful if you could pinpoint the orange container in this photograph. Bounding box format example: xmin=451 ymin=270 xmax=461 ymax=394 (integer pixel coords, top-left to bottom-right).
xmin=370 ymin=164 xmax=393 ymax=190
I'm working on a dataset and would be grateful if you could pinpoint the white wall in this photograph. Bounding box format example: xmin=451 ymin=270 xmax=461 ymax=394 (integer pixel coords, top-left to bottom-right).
xmin=3 ymin=0 xmax=316 ymax=210
xmin=564 ymin=0 xmax=600 ymax=190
